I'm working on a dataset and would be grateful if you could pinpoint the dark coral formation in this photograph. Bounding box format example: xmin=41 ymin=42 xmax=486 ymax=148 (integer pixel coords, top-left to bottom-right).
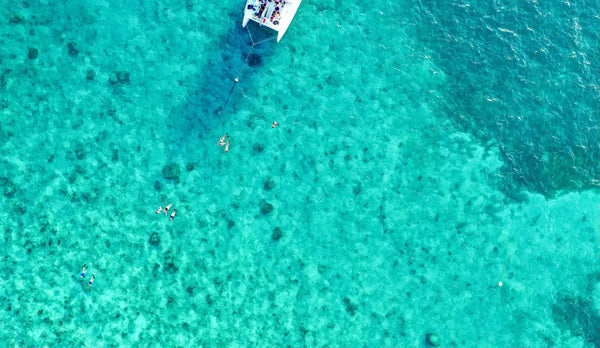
xmin=552 ymin=295 xmax=600 ymax=344
xmin=163 ymin=252 xmax=178 ymax=273
xmin=343 ymin=297 xmax=358 ymax=316
xmin=164 ymin=262 xmax=178 ymax=273
xmin=109 ymin=71 xmax=130 ymax=85
xmin=75 ymin=145 xmax=85 ymax=160
xmin=162 ymin=163 xmax=181 ymax=180
xmin=253 ymin=143 xmax=265 ymax=153
xmin=149 ymin=232 xmax=160 ymax=246
xmin=1 ymin=68 xmax=9 ymax=90
xmin=260 ymin=201 xmax=274 ymax=215
xmin=9 ymin=14 xmax=24 ymax=24
xmin=263 ymin=178 xmax=275 ymax=191
xmin=67 ymin=42 xmax=79 ymax=57
xmin=27 ymin=47 xmax=38 ymax=59
xmin=2 ymin=178 xmax=17 ymax=198
xmin=271 ymin=227 xmax=283 ymax=241
xmin=86 ymin=69 xmax=95 ymax=81
xmin=426 ymin=332 xmax=441 ymax=347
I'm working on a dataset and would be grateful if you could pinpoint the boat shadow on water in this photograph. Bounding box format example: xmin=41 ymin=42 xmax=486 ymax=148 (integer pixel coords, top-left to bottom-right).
xmin=173 ymin=19 xmax=278 ymax=141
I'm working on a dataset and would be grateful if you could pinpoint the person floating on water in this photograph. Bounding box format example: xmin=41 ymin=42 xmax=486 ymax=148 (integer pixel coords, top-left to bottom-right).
xmin=163 ymin=204 xmax=173 ymax=216
xmin=225 ymin=141 xmax=230 ymax=153
xmin=80 ymin=264 xmax=88 ymax=278
xmin=169 ymin=209 xmax=177 ymax=222
xmin=87 ymin=274 xmax=96 ymax=287
xmin=218 ymin=133 xmax=229 ymax=147
xmin=155 ymin=206 xmax=163 ymax=214
xmin=271 ymin=121 xmax=279 ymax=128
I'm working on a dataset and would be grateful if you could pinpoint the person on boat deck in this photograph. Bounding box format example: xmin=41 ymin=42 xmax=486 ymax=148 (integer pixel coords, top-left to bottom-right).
xmin=255 ymin=3 xmax=266 ymax=16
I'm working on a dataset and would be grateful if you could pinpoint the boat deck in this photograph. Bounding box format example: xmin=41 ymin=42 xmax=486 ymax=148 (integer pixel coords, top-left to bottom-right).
xmin=244 ymin=0 xmax=287 ymax=29
xmin=243 ymin=0 xmax=301 ymax=42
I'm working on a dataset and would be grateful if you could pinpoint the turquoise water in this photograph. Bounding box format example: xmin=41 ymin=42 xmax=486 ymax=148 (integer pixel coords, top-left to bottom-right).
xmin=0 ymin=0 xmax=598 ymax=346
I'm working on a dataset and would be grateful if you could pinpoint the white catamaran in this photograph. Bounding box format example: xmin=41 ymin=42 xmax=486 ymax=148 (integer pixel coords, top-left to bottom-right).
xmin=242 ymin=0 xmax=302 ymax=42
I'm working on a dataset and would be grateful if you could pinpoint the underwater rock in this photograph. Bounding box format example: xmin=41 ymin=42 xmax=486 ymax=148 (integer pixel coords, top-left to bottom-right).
xmin=260 ymin=201 xmax=274 ymax=215
xmin=67 ymin=42 xmax=79 ymax=57
xmin=106 ymin=104 xmax=116 ymax=116
xmin=1 ymin=68 xmax=9 ymax=90
xmin=2 ymin=178 xmax=17 ymax=198
xmin=109 ymin=71 xmax=130 ymax=85
xmin=253 ymin=143 xmax=265 ymax=153
xmin=426 ymin=332 xmax=441 ymax=347
xmin=226 ymin=219 xmax=235 ymax=229
xmin=162 ymin=163 xmax=181 ymax=180
xmin=163 ymin=252 xmax=178 ymax=273
xmin=263 ymin=178 xmax=275 ymax=191
xmin=164 ymin=262 xmax=178 ymax=273
xmin=186 ymin=162 xmax=195 ymax=171
xmin=272 ymin=227 xmax=283 ymax=241
xmin=86 ymin=69 xmax=95 ymax=81
xmin=28 ymin=48 xmax=38 ymax=59
xmin=75 ymin=145 xmax=85 ymax=160
xmin=82 ymin=188 xmax=100 ymax=204
xmin=343 ymin=297 xmax=357 ymax=316
xmin=9 ymin=14 xmax=24 ymax=24
xmin=149 ymin=232 xmax=160 ymax=246
xmin=352 ymin=182 xmax=362 ymax=195
xmin=116 ymin=71 xmax=129 ymax=83
xmin=14 ymin=203 xmax=26 ymax=215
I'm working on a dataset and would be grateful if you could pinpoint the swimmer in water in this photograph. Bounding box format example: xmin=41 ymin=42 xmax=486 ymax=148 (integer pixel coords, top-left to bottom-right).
xmin=154 ymin=206 xmax=163 ymax=214
xmin=218 ymin=133 xmax=229 ymax=146
xmin=224 ymin=141 xmax=230 ymax=153
xmin=80 ymin=264 xmax=88 ymax=278
xmin=163 ymin=204 xmax=173 ymax=216
xmin=169 ymin=209 xmax=177 ymax=222
xmin=87 ymin=274 xmax=96 ymax=287
xmin=271 ymin=121 xmax=279 ymax=128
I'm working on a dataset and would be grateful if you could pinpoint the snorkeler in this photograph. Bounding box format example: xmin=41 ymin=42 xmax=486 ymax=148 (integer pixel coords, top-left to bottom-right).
xmin=271 ymin=121 xmax=279 ymax=128
xmin=218 ymin=133 xmax=229 ymax=146
xmin=155 ymin=206 xmax=163 ymax=214
xmin=87 ymin=274 xmax=96 ymax=287
xmin=164 ymin=204 xmax=173 ymax=216
xmin=80 ymin=264 xmax=88 ymax=278
xmin=225 ymin=141 xmax=230 ymax=153
xmin=169 ymin=209 xmax=177 ymax=222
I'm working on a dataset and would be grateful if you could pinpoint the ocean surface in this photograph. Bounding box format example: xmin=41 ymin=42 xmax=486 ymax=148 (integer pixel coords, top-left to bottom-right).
xmin=0 ymin=0 xmax=598 ymax=346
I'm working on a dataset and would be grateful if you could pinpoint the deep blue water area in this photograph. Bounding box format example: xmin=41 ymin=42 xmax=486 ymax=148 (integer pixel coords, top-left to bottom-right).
xmin=413 ymin=0 xmax=600 ymax=199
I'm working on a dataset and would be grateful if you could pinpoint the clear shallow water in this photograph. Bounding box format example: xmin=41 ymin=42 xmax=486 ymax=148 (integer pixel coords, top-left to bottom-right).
xmin=0 ymin=0 xmax=598 ymax=347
